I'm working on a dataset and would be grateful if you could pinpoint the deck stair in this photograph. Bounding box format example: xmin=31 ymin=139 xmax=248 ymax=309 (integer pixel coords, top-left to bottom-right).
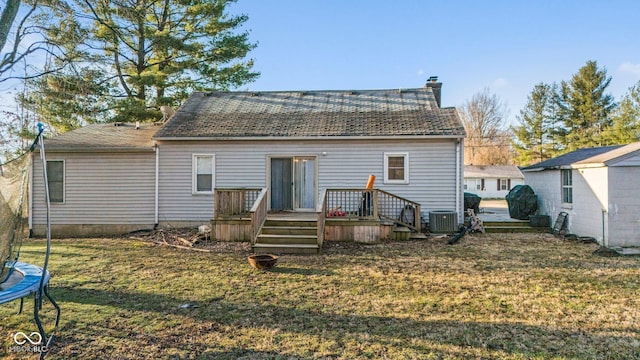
xmin=482 ymin=220 xmax=549 ymax=233
xmin=253 ymin=218 xmax=320 ymax=254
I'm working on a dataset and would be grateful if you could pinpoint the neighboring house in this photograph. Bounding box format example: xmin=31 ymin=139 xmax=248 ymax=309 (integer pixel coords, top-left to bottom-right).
xmin=31 ymin=82 xmax=467 ymax=242
xmin=463 ymin=165 xmax=524 ymax=199
xmin=521 ymin=142 xmax=640 ymax=248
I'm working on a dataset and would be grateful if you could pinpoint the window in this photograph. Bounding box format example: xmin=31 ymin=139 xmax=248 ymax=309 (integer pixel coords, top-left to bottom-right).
xmin=561 ymin=169 xmax=572 ymax=204
xmin=384 ymin=153 xmax=409 ymax=184
xmin=464 ymin=179 xmax=482 ymax=191
xmin=193 ymin=154 xmax=214 ymax=194
xmin=498 ymin=178 xmax=510 ymax=191
xmin=46 ymin=160 xmax=64 ymax=203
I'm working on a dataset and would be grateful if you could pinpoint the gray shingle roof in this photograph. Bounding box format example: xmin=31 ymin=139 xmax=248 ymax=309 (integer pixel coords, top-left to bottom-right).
xmin=464 ymin=165 xmax=524 ymax=179
xmin=153 ymin=88 xmax=465 ymax=139
xmin=520 ymin=145 xmax=623 ymax=171
xmin=45 ymin=123 xmax=159 ymax=152
xmin=574 ymin=141 xmax=640 ymax=165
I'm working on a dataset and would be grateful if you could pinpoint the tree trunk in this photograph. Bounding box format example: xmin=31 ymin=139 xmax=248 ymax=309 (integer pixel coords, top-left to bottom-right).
xmin=0 ymin=0 xmax=21 ymax=52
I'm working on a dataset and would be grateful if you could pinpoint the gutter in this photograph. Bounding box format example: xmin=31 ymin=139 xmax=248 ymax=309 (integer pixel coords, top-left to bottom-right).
xmin=152 ymin=134 xmax=466 ymax=141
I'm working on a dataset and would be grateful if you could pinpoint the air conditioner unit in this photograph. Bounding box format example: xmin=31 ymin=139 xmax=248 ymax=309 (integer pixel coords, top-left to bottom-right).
xmin=429 ymin=211 xmax=458 ymax=233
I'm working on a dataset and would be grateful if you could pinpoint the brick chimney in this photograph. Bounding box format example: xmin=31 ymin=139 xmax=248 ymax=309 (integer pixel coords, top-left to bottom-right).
xmin=425 ymin=76 xmax=442 ymax=107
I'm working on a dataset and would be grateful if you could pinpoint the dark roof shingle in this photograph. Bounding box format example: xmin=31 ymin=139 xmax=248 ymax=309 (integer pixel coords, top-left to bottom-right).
xmin=154 ymin=88 xmax=465 ymax=139
xmin=521 ymin=145 xmax=623 ymax=171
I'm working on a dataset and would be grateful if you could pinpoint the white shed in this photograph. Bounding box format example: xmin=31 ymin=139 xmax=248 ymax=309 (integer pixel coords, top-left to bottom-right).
xmin=522 ymin=142 xmax=640 ymax=248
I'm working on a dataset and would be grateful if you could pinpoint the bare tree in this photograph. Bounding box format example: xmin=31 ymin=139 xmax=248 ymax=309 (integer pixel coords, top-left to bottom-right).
xmin=459 ymin=88 xmax=511 ymax=164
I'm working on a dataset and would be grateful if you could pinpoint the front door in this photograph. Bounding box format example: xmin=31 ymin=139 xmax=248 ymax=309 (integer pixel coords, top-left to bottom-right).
xmin=270 ymin=156 xmax=316 ymax=211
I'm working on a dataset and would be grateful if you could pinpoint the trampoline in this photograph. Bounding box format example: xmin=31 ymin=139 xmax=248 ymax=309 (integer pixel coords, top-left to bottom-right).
xmin=0 ymin=124 xmax=60 ymax=359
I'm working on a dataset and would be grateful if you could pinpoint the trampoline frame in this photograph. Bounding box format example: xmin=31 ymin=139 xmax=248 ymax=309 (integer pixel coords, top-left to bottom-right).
xmin=0 ymin=124 xmax=60 ymax=359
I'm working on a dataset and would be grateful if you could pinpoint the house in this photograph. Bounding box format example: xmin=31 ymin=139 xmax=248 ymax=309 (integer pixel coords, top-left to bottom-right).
xmin=463 ymin=165 xmax=524 ymax=199
xmin=521 ymin=142 xmax=640 ymax=248
xmin=31 ymin=81 xmax=467 ymax=251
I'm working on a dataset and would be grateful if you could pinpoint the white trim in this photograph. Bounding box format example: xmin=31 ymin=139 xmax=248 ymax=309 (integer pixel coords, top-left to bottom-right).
xmin=192 ymin=154 xmax=215 ymax=195
xmin=384 ymin=152 xmax=409 ymax=184
xmin=154 ymin=145 xmax=159 ymax=225
xmin=46 ymin=159 xmax=65 ymax=204
xmin=561 ymin=169 xmax=573 ymax=206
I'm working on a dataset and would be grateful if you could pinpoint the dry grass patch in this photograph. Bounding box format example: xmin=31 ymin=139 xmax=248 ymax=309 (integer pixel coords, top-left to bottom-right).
xmin=1 ymin=233 xmax=638 ymax=359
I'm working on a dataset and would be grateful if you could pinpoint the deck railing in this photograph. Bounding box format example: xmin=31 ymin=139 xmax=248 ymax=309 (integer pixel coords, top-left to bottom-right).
xmin=323 ymin=189 xmax=421 ymax=232
xmin=250 ymin=188 xmax=268 ymax=245
xmin=214 ymin=188 xmax=262 ymax=218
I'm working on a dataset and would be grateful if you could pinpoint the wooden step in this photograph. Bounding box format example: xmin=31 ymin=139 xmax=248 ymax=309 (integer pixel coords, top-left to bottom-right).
xmin=260 ymin=226 xmax=317 ymax=236
xmin=484 ymin=226 xmax=550 ymax=233
xmin=482 ymin=221 xmax=531 ymax=227
xmin=263 ymin=219 xmax=317 ymax=227
xmin=256 ymin=234 xmax=318 ymax=245
xmin=252 ymin=243 xmax=320 ymax=254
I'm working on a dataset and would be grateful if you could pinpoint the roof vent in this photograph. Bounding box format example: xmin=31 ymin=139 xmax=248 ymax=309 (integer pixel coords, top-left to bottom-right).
xmin=299 ymin=91 xmax=308 ymax=96
xmin=250 ymin=92 xmax=260 ymax=97
xmin=348 ymin=91 xmax=359 ymax=95
xmin=428 ymin=76 xmax=438 ymax=83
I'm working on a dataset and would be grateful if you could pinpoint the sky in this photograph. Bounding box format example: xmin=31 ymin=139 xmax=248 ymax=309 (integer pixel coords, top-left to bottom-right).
xmin=227 ymin=0 xmax=640 ymax=125
xmin=1 ymin=0 xmax=639 ymax=126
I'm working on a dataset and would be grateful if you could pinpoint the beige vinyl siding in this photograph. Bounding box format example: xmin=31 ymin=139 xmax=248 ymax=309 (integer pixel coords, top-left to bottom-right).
xmin=32 ymin=152 xmax=155 ymax=226
xmin=156 ymin=139 xmax=461 ymax=222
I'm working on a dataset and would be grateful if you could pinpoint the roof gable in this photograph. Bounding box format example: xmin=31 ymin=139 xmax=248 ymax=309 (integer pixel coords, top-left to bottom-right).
xmin=574 ymin=141 xmax=640 ymax=166
xmin=153 ymin=88 xmax=466 ymax=139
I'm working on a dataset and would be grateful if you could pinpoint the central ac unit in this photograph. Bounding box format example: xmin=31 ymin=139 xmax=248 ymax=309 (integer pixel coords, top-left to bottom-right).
xmin=429 ymin=210 xmax=458 ymax=233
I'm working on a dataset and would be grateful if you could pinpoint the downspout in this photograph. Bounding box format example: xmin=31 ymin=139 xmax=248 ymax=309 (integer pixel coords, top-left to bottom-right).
xmin=154 ymin=143 xmax=159 ymax=229
xmin=602 ymin=208 xmax=607 ymax=247
xmin=456 ymin=140 xmax=461 ymax=223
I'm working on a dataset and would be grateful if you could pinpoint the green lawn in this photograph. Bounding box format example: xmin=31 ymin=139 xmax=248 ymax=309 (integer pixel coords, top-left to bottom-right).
xmin=1 ymin=233 xmax=639 ymax=359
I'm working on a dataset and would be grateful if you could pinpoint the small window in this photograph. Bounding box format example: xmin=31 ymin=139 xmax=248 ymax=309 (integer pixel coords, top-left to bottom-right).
xmin=384 ymin=153 xmax=409 ymax=184
xmin=46 ymin=160 xmax=64 ymax=203
xmin=193 ymin=154 xmax=214 ymax=194
xmin=562 ymin=169 xmax=572 ymax=204
xmin=500 ymin=179 xmax=508 ymax=190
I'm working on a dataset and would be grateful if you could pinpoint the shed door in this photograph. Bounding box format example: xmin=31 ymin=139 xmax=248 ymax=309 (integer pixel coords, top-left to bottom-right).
xmin=270 ymin=158 xmax=293 ymax=211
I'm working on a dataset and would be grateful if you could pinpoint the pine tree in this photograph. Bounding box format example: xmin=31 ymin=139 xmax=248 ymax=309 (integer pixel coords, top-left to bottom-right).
xmin=601 ymin=82 xmax=640 ymax=145
xmin=554 ymin=60 xmax=616 ymax=151
xmin=21 ymin=0 xmax=259 ymax=131
xmin=511 ymin=83 xmax=558 ymax=166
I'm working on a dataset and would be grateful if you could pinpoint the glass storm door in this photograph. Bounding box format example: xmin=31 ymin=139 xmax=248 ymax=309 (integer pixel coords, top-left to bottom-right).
xmin=293 ymin=157 xmax=316 ymax=210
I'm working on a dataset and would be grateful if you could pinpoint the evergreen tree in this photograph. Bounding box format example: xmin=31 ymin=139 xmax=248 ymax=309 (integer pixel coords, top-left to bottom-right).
xmin=21 ymin=0 xmax=259 ymax=131
xmin=554 ymin=60 xmax=616 ymax=151
xmin=511 ymin=83 xmax=558 ymax=166
xmin=601 ymin=82 xmax=640 ymax=145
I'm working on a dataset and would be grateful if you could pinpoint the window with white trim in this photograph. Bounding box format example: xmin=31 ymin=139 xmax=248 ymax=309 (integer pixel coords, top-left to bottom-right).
xmin=384 ymin=153 xmax=409 ymax=184
xmin=193 ymin=154 xmax=214 ymax=194
xmin=464 ymin=179 xmax=482 ymax=191
xmin=46 ymin=160 xmax=64 ymax=203
xmin=561 ymin=169 xmax=572 ymax=204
